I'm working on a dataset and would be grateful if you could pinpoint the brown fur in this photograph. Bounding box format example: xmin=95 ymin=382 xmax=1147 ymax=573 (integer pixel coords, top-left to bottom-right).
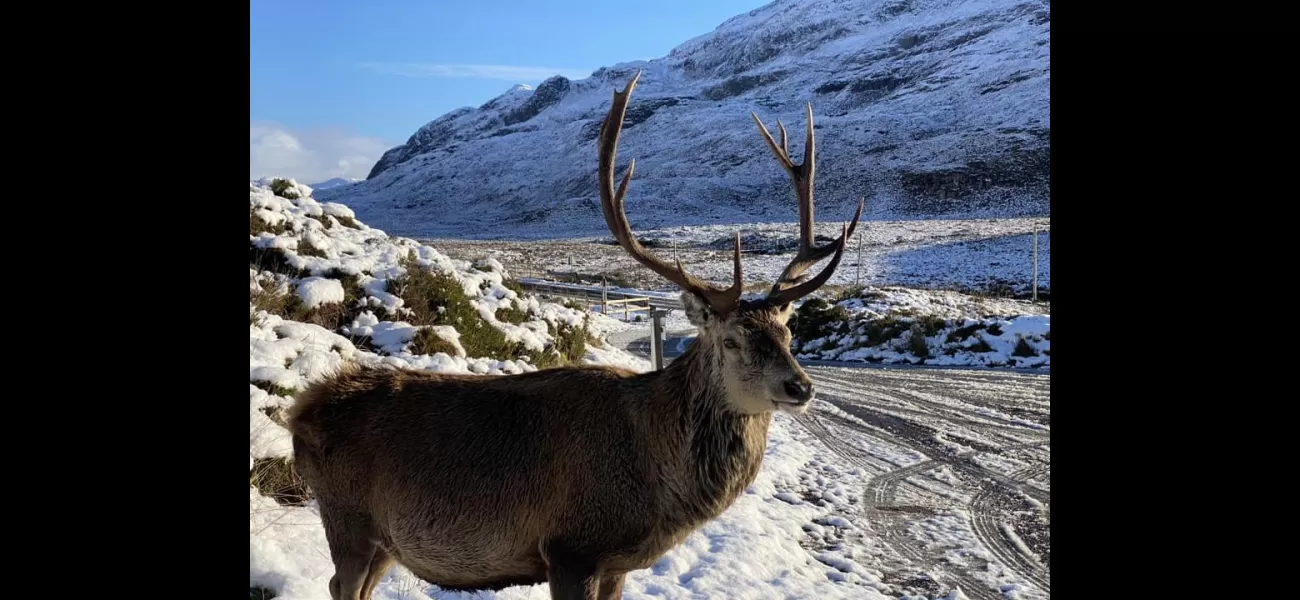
xmin=287 ymin=298 xmax=815 ymax=600
xmin=288 ymin=71 xmax=847 ymax=600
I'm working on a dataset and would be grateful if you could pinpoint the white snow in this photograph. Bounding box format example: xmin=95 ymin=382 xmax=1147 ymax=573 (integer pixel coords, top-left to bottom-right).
xmin=252 ymin=180 xmax=987 ymax=600
xmin=295 ymin=277 xmax=345 ymax=309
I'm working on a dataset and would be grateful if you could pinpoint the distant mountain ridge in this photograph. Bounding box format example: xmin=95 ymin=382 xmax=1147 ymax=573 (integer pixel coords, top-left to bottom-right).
xmin=308 ymin=177 xmax=362 ymax=191
xmin=322 ymin=0 xmax=1050 ymax=238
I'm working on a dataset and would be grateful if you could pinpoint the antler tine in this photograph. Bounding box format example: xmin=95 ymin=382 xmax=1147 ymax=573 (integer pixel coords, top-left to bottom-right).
xmin=765 ymin=198 xmax=865 ymax=307
xmin=598 ymin=72 xmax=743 ymax=313
xmin=754 ymin=103 xmax=841 ymax=298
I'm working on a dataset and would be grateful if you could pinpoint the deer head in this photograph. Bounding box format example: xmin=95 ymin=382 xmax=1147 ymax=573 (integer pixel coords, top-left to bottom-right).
xmin=597 ymin=71 xmax=863 ymax=415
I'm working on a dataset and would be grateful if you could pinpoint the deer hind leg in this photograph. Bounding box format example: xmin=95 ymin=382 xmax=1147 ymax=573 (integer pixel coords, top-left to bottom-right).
xmin=320 ymin=507 xmax=382 ymax=600
xmin=597 ymin=571 xmax=626 ymax=599
xmin=359 ymin=547 xmax=394 ymax=600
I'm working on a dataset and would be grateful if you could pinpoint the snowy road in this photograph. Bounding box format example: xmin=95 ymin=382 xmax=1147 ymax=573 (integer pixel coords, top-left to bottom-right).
xmin=615 ymin=329 xmax=1051 ymax=599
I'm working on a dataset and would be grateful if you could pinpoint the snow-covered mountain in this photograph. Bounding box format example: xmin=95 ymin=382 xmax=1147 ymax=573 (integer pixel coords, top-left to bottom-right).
xmin=321 ymin=0 xmax=1050 ymax=239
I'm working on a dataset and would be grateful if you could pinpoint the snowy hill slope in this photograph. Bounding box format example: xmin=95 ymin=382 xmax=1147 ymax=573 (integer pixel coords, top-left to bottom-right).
xmin=321 ymin=0 xmax=1050 ymax=238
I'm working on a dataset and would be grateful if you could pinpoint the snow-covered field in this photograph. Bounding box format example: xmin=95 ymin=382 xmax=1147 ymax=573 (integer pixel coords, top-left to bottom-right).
xmin=422 ymin=215 xmax=1050 ymax=299
xmin=250 ymin=179 xmax=1042 ymax=600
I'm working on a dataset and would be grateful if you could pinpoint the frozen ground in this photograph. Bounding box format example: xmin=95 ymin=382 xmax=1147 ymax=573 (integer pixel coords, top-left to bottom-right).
xmin=250 ymin=179 xmax=1050 ymax=600
xmin=422 ymin=216 xmax=1050 ymax=298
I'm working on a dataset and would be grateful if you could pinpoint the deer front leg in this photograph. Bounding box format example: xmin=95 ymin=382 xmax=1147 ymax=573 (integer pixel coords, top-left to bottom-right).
xmin=543 ymin=542 xmax=601 ymax=600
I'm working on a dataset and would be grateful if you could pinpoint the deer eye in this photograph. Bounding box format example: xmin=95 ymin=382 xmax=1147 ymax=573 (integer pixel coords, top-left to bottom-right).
xmin=723 ymin=339 xmax=740 ymax=349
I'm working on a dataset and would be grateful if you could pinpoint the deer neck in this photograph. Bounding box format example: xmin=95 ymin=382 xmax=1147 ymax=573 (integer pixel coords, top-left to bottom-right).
xmin=648 ymin=342 xmax=772 ymax=529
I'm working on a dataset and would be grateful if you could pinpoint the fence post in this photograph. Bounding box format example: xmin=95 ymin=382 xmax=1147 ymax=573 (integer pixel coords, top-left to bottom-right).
xmin=601 ymin=275 xmax=608 ymax=315
xmin=651 ymin=309 xmax=665 ymax=370
xmin=1032 ymin=222 xmax=1039 ymax=302
xmin=856 ymin=228 xmax=864 ymax=286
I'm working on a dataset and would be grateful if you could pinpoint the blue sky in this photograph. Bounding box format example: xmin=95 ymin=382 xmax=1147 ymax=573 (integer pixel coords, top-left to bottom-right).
xmin=250 ymin=0 xmax=770 ymax=183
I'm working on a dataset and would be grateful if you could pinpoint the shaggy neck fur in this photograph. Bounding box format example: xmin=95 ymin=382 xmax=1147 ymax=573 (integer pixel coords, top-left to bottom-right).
xmin=647 ymin=337 xmax=771 ymax=531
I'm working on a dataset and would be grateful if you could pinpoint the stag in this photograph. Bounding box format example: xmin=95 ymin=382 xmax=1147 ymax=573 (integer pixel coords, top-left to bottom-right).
xmin=288 ymin=71 xmax=863 ymax=600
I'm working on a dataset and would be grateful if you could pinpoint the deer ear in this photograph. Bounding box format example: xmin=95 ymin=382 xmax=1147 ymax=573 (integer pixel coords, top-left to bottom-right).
xmin=681 ymin=291 xmax=715 ymax=327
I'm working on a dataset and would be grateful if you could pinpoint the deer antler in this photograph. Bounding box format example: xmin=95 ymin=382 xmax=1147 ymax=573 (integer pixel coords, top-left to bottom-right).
xmin=751 ymin=105 xmax=864 ymax=307
xmin=598 ymin=71 xmax=744 ymax=315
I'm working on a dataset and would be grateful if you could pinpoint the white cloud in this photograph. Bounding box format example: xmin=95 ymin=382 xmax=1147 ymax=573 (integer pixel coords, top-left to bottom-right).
xmin=249 ymin=122 xmax=393 ymax=183
xmin=359 ymin=62 xmax=591 ymax=82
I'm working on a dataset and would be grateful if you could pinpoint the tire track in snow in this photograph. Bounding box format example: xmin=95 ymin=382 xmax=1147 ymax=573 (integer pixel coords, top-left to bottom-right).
xmin=810 ymin=373 xmax=1044 ymax=446
xmin=812 ymin=369 xmax=1048 ymax=433
xmin=798 ymin=399 xmax=1001 ymax=600
xmin=802 ymin=372 xmax=1049 ymax=599
xmin=970 ymin=466 xmax=1051 ymax=593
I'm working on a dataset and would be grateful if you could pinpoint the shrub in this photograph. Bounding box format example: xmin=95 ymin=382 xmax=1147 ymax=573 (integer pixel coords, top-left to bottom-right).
xmin=250 ymin=208 xmax=286 ymax=236
xmin=269 ymin=178 xmax=299 ymax=199
xmin=915 ymin=314 xmax=947 ymax=336
xmin=495 ymin=302 xmax=531 ymax=325
xmin=409 ymin=328 xmax=460 ymax=356
xmin=249 ymin=457 xmax=312 ymax=506
xmin=390 ymin=256 xmax=585 ymax=366
xmin=908 ymin=323 xmax=931 ymax=358
xmin=946 ymin=322 xmax=986 ymax=343
xmin=251 ymin=380 xmax=296 ymax=398
xmin=861 ymin=314 xmax=907 ymax=347
xmin=250 ymin=245 xmax=309 ymax=279
xmin=1012 ymin=336 xmax=1038 ymax=357
xmin=249 ymin=270 xmax=368 ymax=332
xmin=551 ymin=319 xmax=588 ymax=364
xmin=789 ymin=298 xmax=852 ymax=346
xmin=295 ymin=241 xmax=327 ymax=258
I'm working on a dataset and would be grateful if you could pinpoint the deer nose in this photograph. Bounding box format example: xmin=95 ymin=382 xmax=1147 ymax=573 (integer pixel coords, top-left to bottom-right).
xmin=783 ymin=379 xmax=814 ymax=403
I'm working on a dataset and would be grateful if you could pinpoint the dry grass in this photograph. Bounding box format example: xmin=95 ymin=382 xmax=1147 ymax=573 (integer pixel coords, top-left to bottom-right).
xmin=249 ymin=457 xmax=312 ymax=507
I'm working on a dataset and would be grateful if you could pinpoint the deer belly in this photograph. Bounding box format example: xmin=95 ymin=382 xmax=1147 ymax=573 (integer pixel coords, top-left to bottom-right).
xmin=387 ymin=533 xmax=548 ymax=591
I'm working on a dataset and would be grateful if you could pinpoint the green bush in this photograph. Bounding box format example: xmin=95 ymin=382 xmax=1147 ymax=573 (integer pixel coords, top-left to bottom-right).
xmin=789 ymin=298 xmax=852 ymax=346
xmin=269 ymin=178 xmax=299 ymax=199
xmin=250 ymin=208 xmax=286 ymax=236
xmin=410 ymin=328 xmax=460 ymax=356
xmin=390 ymin=257 xmax=586 ymax=366
xmin=861 ymin=314 xmax=907 ymax=347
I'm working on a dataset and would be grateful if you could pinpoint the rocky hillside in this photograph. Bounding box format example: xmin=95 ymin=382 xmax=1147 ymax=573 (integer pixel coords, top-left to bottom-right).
xmin=322 ymin=0 xmax=1050 ymax=238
